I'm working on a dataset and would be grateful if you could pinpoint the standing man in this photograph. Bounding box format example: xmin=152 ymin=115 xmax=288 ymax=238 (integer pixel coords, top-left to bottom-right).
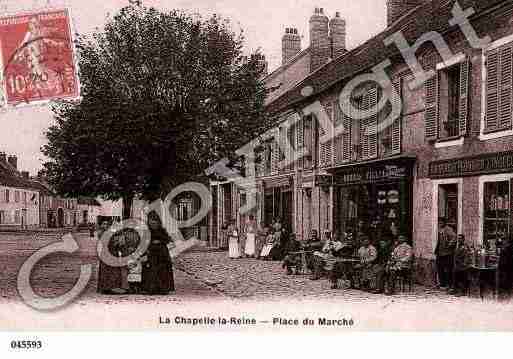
xmin=435 ymin=219 xmax=457 ymax=289
xmin=451 ymin=234 xmax=471 ymax=296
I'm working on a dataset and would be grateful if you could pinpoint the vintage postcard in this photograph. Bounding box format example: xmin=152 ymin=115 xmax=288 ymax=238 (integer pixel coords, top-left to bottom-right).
xmin=1 ymin=0 xmax=513 ymax=339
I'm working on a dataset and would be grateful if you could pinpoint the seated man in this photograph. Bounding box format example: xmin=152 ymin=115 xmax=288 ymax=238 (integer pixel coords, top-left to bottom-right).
xmin=451 ymin=234 xmax=471 ymax=296
xmin=328 ymin=231 xmax=358 ymax=289
xmin=371 ymin=237 xmax=393 ymax=294
xmin=281 ymin=233 xmax=302 ymax=275
xmin=310 ymin=231 xmax=344 ymax=281
xmin=303 ymin=230 xmax=323 ymax=271
xmin=385 ymin=235 xmax=413 ymax=295
xmin=353 ymin=236 xmax=377 ymax=290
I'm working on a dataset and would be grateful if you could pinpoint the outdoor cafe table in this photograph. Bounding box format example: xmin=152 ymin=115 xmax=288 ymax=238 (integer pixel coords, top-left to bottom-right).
xmin=467 ymin=264 xmax=499 ymax=300
xmin=289 ymin=250 xmax=314 ymax=275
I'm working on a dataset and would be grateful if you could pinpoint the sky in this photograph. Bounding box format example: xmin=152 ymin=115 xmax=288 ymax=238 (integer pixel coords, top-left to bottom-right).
xmin=0 ymin=0 xmax=387 ymax=174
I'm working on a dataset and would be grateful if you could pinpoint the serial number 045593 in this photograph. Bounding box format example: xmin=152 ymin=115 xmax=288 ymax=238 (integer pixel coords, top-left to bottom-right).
xmin=10 ymin=340 xmax=42 ymax=350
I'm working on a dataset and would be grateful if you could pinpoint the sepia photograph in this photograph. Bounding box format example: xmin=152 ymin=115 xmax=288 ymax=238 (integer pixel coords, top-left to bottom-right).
xmin=1 ymin=0 xmax=513 ymax=340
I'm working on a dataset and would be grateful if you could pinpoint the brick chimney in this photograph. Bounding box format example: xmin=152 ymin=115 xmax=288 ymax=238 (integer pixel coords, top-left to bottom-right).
xmin=7 ymin=155 xmax=17 ymax=170
xmin=329 ymin=11 xmax=346 ymax=59
xmin=386 ymin=0 xmax=425 ymax=27
xmin=309 ymin=7 xmax=330 ymax=72
xmin=282 ymin=27 xmax=301 ymax=65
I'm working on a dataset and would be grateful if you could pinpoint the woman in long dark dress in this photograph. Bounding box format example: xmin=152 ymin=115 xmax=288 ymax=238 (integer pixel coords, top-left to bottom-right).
xmin=97 ymin=220 xmax=129 ymax=294
xmin=142 ymin=211 xmax=175 ymax=295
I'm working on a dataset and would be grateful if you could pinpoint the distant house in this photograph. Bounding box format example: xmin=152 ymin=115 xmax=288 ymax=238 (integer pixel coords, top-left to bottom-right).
xmin=77 ymin=197 xmax=102 ymax=225
xmin=0 ymin=153 xmax=40 ymax=229
xmin=29 ymin=177 xmax=80 ymax=228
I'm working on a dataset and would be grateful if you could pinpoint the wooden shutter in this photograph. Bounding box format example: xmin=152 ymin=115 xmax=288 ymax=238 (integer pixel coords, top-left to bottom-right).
xmin=392 ymin=78 xmax=403 ymax=154
xmin=319 ymin=103 xmax=333 ymax=167
xmin=485 ymin=48 xmax=499 ymax=132
xmin=368 ymin=87 xmax=378 ymax=159
xmin=334 ymin=100 xmax=344 ymax=164
xmin=459 ymin=57 xmax=471 ymax=136
xmin=304 ymin=116 xmax=313 ymax=168
xmin=342 ymin=98 xmax=352 ymax=162
xmin=485 ymin=43 xmax=513 ymax=133
xmin=271 ymin=133 xmax=280 ymax=174
xmin=499 ymin=45 xmax=513 ymax=130
xmin=359 ymin=94 xmax=369 ymax=160
xmin=360 ymin=87 xmax=378 ymax=159
xmin=425 ymin=70 xmax=439 ymax=141
xmin=297 ymin=117 xmax=304 ymax=169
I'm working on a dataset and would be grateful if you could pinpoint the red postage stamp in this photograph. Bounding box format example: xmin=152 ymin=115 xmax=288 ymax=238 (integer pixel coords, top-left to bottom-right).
xmin=0 ymin=9 xmax=79 ymax=107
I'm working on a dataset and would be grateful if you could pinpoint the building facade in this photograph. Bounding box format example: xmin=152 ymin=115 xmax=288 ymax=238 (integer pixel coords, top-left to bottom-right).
xmin=209 ymin=0 xmax=513 ymax=284
xmin=0 ymin=154 xmax=40 ymax=229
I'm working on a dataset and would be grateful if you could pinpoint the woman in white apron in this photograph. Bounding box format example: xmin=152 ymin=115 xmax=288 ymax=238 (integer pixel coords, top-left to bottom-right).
xmin=244 ymin=215 xmax=257 ymax=258
xmin=228 ymin=221 xmax=241 ymax=259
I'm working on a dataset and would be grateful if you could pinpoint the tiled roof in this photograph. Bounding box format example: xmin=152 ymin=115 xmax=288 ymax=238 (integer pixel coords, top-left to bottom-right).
xmin=266 ymin=0 xmax=507 ymax=115
xmin=0 ymin=171 xmax=39 ymax=191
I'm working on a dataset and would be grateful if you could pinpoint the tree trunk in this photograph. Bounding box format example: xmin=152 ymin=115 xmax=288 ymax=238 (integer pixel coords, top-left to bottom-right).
xmin=122 ymin=194 xmax=134 ymax=220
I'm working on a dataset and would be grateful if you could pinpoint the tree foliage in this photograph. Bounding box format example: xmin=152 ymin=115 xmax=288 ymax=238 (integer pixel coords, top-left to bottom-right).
xmin=42 ymin=6 xmax=270 ymax=216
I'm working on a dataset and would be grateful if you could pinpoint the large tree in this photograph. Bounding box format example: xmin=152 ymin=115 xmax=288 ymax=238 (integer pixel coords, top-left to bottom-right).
xmin=42 ymin=5 xmax=270 ymax=218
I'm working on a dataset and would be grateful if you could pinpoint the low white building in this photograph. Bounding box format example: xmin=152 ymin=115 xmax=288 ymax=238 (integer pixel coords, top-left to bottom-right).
xmin=0 ymin=154 xmax=40 ymax=229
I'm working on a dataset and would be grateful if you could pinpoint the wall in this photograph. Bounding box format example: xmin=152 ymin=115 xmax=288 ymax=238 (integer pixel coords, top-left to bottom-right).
xmin=0 ymin=186 xmax=39 ymax=227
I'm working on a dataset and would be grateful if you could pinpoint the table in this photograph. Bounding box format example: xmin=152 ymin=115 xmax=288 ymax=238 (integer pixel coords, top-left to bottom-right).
xmin=289 ymin=251 xmax=314 ymax=275
xmin=467 ymin=265 xmax=499 ymax=300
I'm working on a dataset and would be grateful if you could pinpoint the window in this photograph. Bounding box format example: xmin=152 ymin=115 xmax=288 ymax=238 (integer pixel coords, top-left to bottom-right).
xmin=14 ymin=210 xmax=20 ymax=224
xmin=5 ymin=189 xmax=9 ymax=203
xmin=425 ymin=57 xmax=470 ymax=141
xmin=438 ymin=65 xmax=461 ymax=139
xmin=483 ymin=181 xmax=511 ymax=252
xmin=0 ymin=210 xmax=5 ymax=224
xmin=438 ymin=183 xmax=459 ymax=231
xmin=484 ymin=41 xmax=513 ymax=134
xmin=15 ymin=191 xmax=20 ymax=203
xmin=23 ymin=192 xmax=27 ymax=204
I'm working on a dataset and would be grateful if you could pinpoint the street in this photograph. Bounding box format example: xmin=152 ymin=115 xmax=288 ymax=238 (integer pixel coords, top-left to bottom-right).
xmin=2 ymin=231 xmax=513 ymax=331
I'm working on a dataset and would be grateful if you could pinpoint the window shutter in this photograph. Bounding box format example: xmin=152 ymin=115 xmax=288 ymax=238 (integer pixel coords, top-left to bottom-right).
xmin=334 ymin=100 xmax=345 ymax=164
xmin=499 ymin=45 xmax=513 ymax=130
xmin=319 ymin=103 xmax=333 ymax=167
xmin=297 ymin=118 xmax=304 ymax=169
xmin=359 ymin=94 xmax=369 ymax=160
xmin=485 ymin=48 xmax=499 ymax=132
xmin=425 ymin=71 xmax=439 ymax=141
xmin=392 ymin=78 xmax=403 ymax=154
xmin=271 ymin=134 xmax=280 ymax=174
xmin=342 ymin=98 xmax=352 ymax=162
xmin=367 ymin=87 xmax=378 ymax=159
xmin=459 ymin=57 xmax=471 ymax=136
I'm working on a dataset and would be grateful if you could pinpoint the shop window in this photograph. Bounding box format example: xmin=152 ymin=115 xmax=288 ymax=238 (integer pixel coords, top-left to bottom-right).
xmin=483 ymin=181 xmax=511 ymax=252
xmin=438 ymin=183 xmax=459 ymax=231
xmin=438 ymin=65 xmax=461 ymax=139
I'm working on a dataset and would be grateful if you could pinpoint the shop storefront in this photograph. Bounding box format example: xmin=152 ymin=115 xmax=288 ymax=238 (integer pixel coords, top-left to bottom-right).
xmin=262 ymin=176 xmax=294 ymax=230
xmin=327 ymin=156 xmax=416 ymax=241
xmin=429 ymin=150 xmax=513 ymax=251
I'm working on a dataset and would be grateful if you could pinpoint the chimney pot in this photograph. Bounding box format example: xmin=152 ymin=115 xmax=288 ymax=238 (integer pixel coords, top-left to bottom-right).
xmin=7 ymin=155 xmax=17 ymax=170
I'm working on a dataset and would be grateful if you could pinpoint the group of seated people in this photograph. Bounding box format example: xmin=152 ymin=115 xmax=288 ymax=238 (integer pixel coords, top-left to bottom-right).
xmin=281 ymin=229 xmax=413 ymax=295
